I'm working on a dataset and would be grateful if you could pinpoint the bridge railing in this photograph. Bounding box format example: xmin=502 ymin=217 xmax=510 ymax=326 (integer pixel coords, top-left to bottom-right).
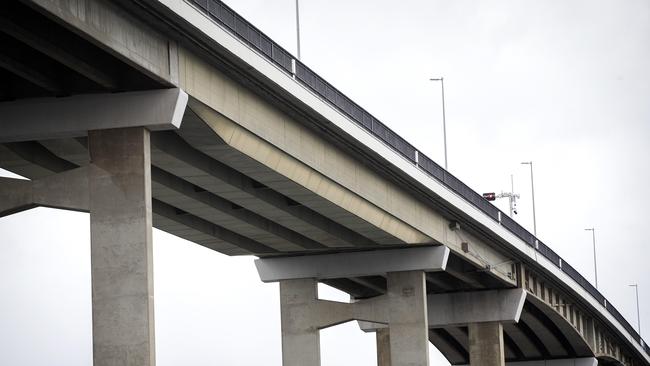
xmin=188 ymin=0 xmax=648 ymax=357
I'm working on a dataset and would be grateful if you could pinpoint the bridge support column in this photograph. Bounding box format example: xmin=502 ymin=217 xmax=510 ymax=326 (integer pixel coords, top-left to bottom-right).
xmin=469 ymin=321 xmax=505 ymax=366
xmin=89 ymin=127 xmax=155 ymax=366
xmin=257 ymin=247 xmax=449 ymax=366
xmin=280 ymin=279 xmax=321 ymax=366
xmin=376 ymin=328 xmax=391 ymax=366
xmin=387 ymin=271 xmax=429 ymax=366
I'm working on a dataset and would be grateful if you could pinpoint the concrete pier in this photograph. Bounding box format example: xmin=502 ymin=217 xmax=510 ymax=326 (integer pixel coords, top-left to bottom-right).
xmin=387 ymin=271 xmax=429 ymax=366
xmin=89 ymin=128 xmax=155 ymax=366
xmin=376 ymin=328 xmax=391 ymax=366
xmin=469 ymin=322 xmax=505 ymax=366
xmin=280 ymin=279 xmax=321 ymax=366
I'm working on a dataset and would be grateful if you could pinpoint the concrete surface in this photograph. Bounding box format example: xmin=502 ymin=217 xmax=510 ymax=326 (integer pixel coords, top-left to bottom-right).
xmin=0 ymin=89 xmax=187 ymax=143
xmin=469 ymin=322 xmax=505 ymax=366
xmin=255 ymin=246 xmax=449 ymax=282
xmin=387 ymin=271 xmax=429 ymax=366
xmin=89 ymin=128 xmax=155 ymax=366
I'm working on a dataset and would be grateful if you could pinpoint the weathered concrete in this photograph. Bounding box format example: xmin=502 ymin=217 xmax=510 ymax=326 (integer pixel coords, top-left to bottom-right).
xmin=27 ymin=0 xmax=173 ymax=83
xmin=276 ymin=272 xmax=430 ymax=366
xmin=458 ymin=357 xmax=597 ymax=366
xmin=387 ymin=271 xmax=429 ymax=366
xmin=0 ymin=89 xmax=187 ymax=143
xmin=89 ymin=128 xmax=155 ymax=366
xmin=255 ymin=246 xmax=449 ymax=282
xmin=377 ymin=328 xmax=391 ymax=366
xmin=0 ymin=166 xmax=89 ymax=216
xmin=469 ymin=322 xmax=505 ymax=366
xmin=360 ymin=289 xmax=526 ymax=331
xmin=280 ymin=279 xmax=321 ymax=366
xmin=185 ymin=72 xmax=514 ymax=281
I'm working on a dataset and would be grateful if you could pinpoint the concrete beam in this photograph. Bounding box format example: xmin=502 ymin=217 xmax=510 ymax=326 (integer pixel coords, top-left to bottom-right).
xmin=151 ymin=166 xmax=326 ymax=250
xmin=255 ymin=246 xmax=449 ymax=282
xmin=0 ymin=53 xmax=62 ymax=93
xmin=458 ymin=358 xmax=597 ymax=366
xmin=0 ymin=16 xmax=118 ymax=89
xmin=152 ymin=199 xmax=278 ymax=255
xmin=359 ymin=289 xmax=526 ymax=331
xmin=0 ymin=88 xmax=187 ymax=143
xmin=0 ymin=166 xmax=89 ymax=216
xmin=428 ymin=289 xmax=526 ymax=327
xmin=151 ymin=131 xmax=378 ymax=248
xmin=88 ymin=127 xmax=155 ymax=366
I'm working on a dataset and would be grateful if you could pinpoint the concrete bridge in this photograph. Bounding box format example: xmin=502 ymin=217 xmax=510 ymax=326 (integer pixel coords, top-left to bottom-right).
xmin=0 ymin=1 xmax=647 ymax=365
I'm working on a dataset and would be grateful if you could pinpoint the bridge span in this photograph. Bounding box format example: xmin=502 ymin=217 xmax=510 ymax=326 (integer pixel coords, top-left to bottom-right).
xmin=0 ymin=1 xmax=647 ymax=365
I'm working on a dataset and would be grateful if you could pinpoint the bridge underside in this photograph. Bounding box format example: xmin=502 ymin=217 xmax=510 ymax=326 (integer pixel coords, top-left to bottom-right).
xmin=0 ymin=1 xmax=645 ymax=366
xmin=0 ymin=108 xmax=593 ymax=365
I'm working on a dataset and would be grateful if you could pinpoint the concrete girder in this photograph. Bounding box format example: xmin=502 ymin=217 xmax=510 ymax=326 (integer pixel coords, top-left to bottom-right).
xmin=525 ymin=296 xmax=592 ymax=356
xmin=0 ymin=52 xmax=62 ymax=93
xmin=503 ymin=321 xmax=549 ymax=359
xmin=25 ymin=0 xmax=173 ymax=84
xmin=255 ymin=246 xmax=449 ymax=282
xmin=177 ymin=50 xmax=513 ymax=282
xmin=176 ymin=107 xmax=414 ymax=247
xmin=152 ymin=199 xmax=278 ymax=255
xmin=0 ymin=16 xmax=118 ymax=90
xmin=151 ymin=166 xmax=327 ymax=251
xmin=359 ymin=289 xmax=527 ymax=331
xmin=150 ymin=131 xmax=379 ymax=248
xmin=429 ymin=328 xmax=469 ymax=364
xmin=0 ymin=88 xmax=187 ymax=143
xmin=187 ymin=101 xmax=433 ymax=246
xmin=0 ymin=140 xmax=280 ymax=255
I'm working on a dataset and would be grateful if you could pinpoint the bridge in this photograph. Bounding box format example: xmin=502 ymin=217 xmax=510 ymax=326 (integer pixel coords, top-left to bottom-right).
xmin=0 ymin=1 xmax=647 ymax=365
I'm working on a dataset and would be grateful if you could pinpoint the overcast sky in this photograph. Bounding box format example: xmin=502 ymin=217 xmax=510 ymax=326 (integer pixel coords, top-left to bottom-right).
xmin=1 ymin=0 xmax=649 ymax=365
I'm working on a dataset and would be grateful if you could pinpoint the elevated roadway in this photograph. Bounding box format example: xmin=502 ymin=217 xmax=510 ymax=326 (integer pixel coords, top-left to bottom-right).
xmin=0 ymin=1 xmax=647 ymax=365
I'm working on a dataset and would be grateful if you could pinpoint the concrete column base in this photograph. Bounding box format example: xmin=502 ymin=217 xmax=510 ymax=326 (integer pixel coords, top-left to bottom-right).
xmin=89 ymin=127 xmax=155 ymax=366
xmin=469 ymin=322 xmax=505 ymax=366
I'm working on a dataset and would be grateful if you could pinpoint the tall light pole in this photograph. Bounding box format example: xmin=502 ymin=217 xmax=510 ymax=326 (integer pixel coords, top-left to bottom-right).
xmin=295 ymin=0 xmax=301 ymax=60
xmin=630 ymin=284 xmax=642 ymax=335
xmin=584 ymin=228 xmax=598 ymax=289
xmin=521 ymin=161 xmax=537 ymax=236
xmin=429 ymin=77 xmax=448 ymax=170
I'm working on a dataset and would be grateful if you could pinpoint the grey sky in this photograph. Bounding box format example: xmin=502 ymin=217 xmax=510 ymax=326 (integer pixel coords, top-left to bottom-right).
xmin=1 ymin=0 xmax=649 ymax=365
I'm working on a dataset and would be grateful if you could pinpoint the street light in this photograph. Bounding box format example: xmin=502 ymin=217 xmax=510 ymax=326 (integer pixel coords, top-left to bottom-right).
xmin=295 ymin=0 xmax=301 ymax=60
xmin=630 ymin=284 xmax=642 ymax=335
xmin=584 ymin=228 xmax=599 ymax=289
xmin=521 ymin=161 xmax=537 ymax=236
xmin=429 ymin=77 xmax=448 ymax=170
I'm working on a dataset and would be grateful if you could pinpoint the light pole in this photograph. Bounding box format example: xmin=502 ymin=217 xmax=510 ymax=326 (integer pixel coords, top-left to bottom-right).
xmin=630 ymin=284 xmax=642 ymax=335
xmin=295 ymin=0 xmax=301 ymax=60
xmin=584 ymin=228 xmax=598 ymax=289
xmin=429 ymin=77 xmax=448 ymax=170
xmin=521 ymin=161 xmax=537 ymax=236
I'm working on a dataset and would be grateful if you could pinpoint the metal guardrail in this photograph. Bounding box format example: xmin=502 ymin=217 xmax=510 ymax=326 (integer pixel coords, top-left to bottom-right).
xmin=190 ymin=0 xmax=648 ymax=357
